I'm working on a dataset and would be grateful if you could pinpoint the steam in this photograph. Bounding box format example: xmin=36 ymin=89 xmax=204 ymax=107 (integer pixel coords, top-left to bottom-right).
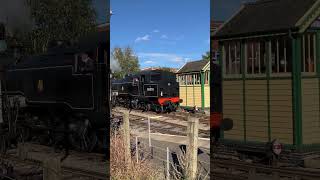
xmin=0 ymin=0 xmax=34 ymax=37
xmin=110 ymin=55 xmax=121 ymax=73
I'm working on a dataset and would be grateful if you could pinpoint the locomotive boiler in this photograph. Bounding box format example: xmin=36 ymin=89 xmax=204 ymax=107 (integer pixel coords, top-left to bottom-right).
xmin=111 ymin=70 xmax=182 ymax=113
xmin=0 ymin=25 xmax=109 ymax=153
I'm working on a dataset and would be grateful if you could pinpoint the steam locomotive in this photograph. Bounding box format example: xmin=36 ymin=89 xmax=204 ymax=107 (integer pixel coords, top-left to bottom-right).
xmin=0 ymin=24 xmax=109 ymax=153
xmin=111 ymin=70 xmax=182 ymax=113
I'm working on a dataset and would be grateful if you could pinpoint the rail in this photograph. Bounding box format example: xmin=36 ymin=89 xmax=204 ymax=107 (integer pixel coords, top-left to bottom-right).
xmin=213 ymin=158 xmax=320 ymax=180
xmin=0 ymin=154 xmax=108 ymax=179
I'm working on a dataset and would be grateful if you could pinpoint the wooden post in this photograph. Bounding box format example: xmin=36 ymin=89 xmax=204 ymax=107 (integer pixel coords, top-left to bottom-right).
xmin=135 ymin=136 xmax=139 ymax=163
xmin=148 ymin=117 xmax=154 ymax=159
xmin=123 ymin=111 xmax=131 ymax=165
xmin=148 ymin=117 xmax=151 ymax=147
xmin=43 ymin=157 xmax=61 ymax=180
xmin=166 ymin=147 xmax=170 ymax=180
xmin=186 ymin=116 xmax=199 ymax=180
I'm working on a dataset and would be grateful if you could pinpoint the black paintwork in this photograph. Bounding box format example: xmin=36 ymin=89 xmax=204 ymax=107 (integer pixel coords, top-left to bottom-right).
xmin=111 ymin=70 xmax=179 ymax=103
xmin=2 ymin=32 xmax=108 ymax=128
xmin=112 ymin=70 xmax=178 ymax=97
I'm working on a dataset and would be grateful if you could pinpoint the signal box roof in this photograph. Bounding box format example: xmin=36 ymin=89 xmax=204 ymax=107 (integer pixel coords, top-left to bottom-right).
xmin=214 ymin=0 xmax=319 ymax=39
xmin=177 ymin=60 xmax=210 ymax=74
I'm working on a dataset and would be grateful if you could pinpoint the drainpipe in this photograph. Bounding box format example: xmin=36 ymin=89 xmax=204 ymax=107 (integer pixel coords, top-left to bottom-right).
xmin=289 ymin=29 xmax=303 ymax=149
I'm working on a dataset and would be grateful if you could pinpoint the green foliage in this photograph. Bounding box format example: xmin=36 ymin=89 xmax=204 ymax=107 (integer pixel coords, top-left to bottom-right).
xmin=27 ymin=0 xmax=96 ymax=54
xmin=202 ymin=51 xmax=210 ymax=61
xmin=112 ymin=47 xmax=140 ymax=79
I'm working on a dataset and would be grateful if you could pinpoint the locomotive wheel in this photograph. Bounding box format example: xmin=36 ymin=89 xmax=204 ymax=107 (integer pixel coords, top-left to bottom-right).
xmin=155 ymin=105 xmax=163 ymax=114
xmin=142 ymin=103 xmax=151 ymax=112
xmin=131 ymin=100 xmax=138 ymax=109
xmin=167 ymin=102 xmax=175 ymax=112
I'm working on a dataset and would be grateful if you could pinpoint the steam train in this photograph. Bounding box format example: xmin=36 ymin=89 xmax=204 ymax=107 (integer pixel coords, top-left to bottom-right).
xmin=111 ymin=70 xmax=182 ymax=113
xmin=0 ymin=24 xmax=109 ymax=153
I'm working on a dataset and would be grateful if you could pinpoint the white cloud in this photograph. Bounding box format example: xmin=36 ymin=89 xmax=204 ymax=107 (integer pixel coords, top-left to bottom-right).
xmin=135 ymin=34 xmax=151 ymax=42
xmin=138 ymin=52 xmax=188 ymax=63
xmin=206 ymin=38 xmax=210 ymax=44
xmin=144 ymin=60 xmax=155 ymax=64
xmin=160 ymin=34 xmax=168 ymax=39
xmin=153 ymin=29 xmax=160 ymax=33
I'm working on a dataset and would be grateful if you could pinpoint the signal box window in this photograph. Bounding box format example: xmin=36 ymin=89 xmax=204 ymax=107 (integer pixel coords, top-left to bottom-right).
xmin=177 ymin=75 xmax=185 ymax=85
xmin=194 ymin=74 xmax=200 ymax=84
xmin=246 ymin=41 xmax=266 ymax=75
xmin=186 ymin=74 xmax=193 ymax=85
xmin=302 ymin=33 xmax=316 ymax=73
xmin=270 ymin=37 xmax=291 ymax=74
xmin=205 ymin=71 xmax=210 ymax=84
xmin=223 ymin=41 xmax=241 ymax=75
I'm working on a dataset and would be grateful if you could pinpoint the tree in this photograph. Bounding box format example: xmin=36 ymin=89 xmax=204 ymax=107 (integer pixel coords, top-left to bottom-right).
xmin=112 ymin=47 xmax=140 ymax=79
xmin=27 ymin=0 xmax=96 ymax=54
xmin=202 ymin=51 xmax=210 ymax=61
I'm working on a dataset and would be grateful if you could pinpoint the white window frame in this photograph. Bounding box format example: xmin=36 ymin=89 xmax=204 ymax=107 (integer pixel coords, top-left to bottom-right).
xmin=223 ymin=42 xmax=242 ymax=78
xmin=270 ymin=38 xmax=291 ymax=77
xmin=301 ymin=33 xmax=317 ymax=76
xmin=245 ymin=41 xmax=266 ymax=78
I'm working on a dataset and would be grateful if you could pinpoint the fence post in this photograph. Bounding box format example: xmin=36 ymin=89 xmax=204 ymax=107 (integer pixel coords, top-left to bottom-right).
xmin=123 ymin=111 xmax=131 ymax=166
xmin=186 ymin=116 xmax=199 ymax=180
xmin=148 ymin=117 xmax=153 ymax=159
xmin=136 ymin=136 xmax=139 ymax=163
xmin=166 ymin=147 xmax=170 ymax=180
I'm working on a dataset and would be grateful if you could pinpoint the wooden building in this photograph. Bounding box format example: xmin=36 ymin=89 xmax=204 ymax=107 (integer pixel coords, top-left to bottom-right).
xmin=176 ymin=60 xmax=210 ymax=110
xmin=213 ymin=0 xmax=320 ymax=150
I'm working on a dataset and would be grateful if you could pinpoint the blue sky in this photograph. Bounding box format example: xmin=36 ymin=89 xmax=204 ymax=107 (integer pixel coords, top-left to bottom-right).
xmin=111 ymin=0 xmax=210 ymax=69
xmin=212 ymin=0 xmax=253 ymax=21
xmin=93 ymin=0 xmax=108 ymax=24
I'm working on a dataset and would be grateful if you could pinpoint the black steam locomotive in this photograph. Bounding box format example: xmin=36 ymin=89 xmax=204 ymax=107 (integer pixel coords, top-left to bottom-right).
xmin=111 ymin=70 xmax=182 ymax=113
xmin=0 ymin=25 xmax=109 ymax=153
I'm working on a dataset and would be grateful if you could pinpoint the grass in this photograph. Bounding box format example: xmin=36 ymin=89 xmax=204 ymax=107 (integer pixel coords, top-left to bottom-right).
xmin=110 ymin=129 xmax=162 ymax=180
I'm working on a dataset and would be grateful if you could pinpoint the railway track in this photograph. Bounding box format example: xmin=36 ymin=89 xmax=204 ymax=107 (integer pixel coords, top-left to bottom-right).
xmin=213 ymin=158 xmax=320 ymax=180
xmin=112 ymin=107 xmax=210 ymax=138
